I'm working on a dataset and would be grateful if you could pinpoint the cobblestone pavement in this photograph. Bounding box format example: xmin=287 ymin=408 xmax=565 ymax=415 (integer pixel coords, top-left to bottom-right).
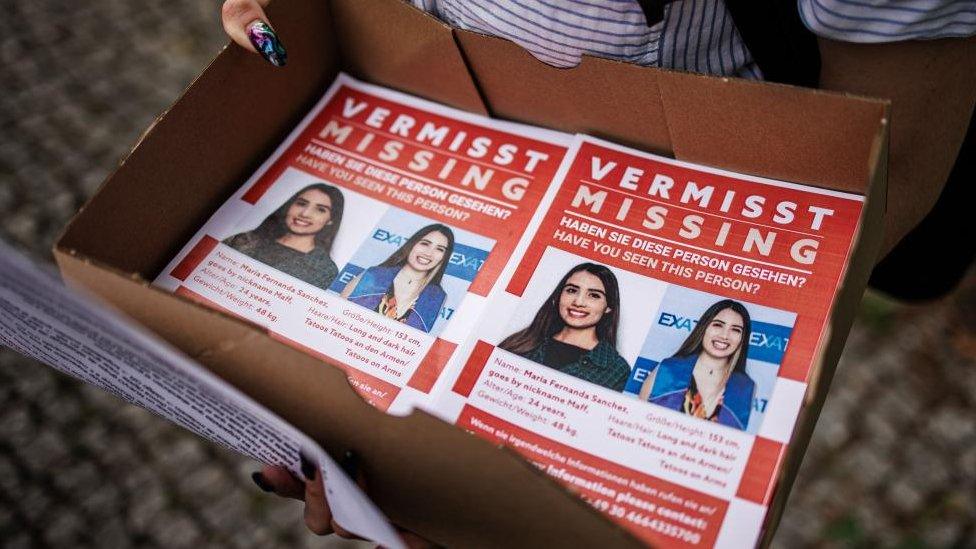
xmin=1 ymin=1 xmax=974 ymax=547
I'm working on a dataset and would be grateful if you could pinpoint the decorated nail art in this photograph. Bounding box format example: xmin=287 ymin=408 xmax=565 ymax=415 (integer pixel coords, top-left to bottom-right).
xmin=246 ymin=20 xmax=287 ymax=67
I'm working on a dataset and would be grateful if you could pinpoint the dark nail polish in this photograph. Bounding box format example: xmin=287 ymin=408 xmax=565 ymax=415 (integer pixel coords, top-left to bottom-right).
xmin=251 ymin=472 xmax=273 ymax=492
xmin=246 ymin=20 xmax=287 ymax=67
xmin=339 ymin=450 xmax=359 ymax=479
xmin=299 ymin=452 xmax=317 ymax=481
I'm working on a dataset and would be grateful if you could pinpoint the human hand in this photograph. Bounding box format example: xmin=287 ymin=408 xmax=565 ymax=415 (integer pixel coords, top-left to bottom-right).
xmin=221 ymin=0 xmax=287 ymax=67
xmin=251 ymin=453 xmax=436 ymax=547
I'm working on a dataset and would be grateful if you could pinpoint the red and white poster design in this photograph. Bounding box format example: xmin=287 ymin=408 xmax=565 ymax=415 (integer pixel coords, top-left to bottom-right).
xmin=434 ymin=136 xmax=864 ymax=547
xmin=155 ymin=74 xmax=569 ymax=414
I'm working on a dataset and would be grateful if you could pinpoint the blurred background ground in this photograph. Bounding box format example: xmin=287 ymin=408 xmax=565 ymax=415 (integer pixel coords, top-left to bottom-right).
xmin=0 ymin=1 xmax=974 ymax=547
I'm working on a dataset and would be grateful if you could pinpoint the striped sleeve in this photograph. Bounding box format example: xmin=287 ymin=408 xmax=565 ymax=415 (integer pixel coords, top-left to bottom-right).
xmin=408 ymin=0 xmax=762 ymax=78
xmin=798 ymin=0 xmax=976 ymax=42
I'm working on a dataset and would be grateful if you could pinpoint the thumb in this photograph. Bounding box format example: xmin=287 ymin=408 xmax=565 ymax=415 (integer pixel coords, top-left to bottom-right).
xmin=221 ymin=0 xmax=286 ymax=67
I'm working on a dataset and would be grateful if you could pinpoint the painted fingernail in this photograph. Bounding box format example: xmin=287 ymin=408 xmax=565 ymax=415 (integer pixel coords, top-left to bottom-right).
xmin=246 ymin=20 xmax=287 ymax=67
xmin=251 ymin=472 xmax=274 ymax=492
xmin=299 ymin=452 xmax=317 ymax=481
xmin=339 ymin=450 xmax=359 ymax=479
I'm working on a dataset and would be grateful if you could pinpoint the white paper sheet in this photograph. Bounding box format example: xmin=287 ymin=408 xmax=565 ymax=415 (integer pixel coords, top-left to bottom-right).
xmin=0 ymin=241 xmax=404 ymax=549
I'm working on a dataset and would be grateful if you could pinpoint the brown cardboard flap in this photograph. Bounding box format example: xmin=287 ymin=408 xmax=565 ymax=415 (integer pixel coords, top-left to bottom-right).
xmin=208 ymin=334 xmax=642 ymax=548
xmin=456 ymin=30 xmax=888 ymax=193
xmin=656 ymin=72 xmax=887 ymax=193
xmin=331 ymin=0 xmax=488 ymax=115
xmin=757 ymin=113 xmax=890 ymax=546
xmin=455 ymin=30 xmax=674 ymax=156
xmin=53 ymin=249 xmax=641 ymax=549
xmin=56 ymin=0 xmax=340 ymax=278
xmin=54 ymin=249 xmax=267 ymax=360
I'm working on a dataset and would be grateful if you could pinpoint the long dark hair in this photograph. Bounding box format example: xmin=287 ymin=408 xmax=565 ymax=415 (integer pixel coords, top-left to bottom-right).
xmin=672 ymin=299 xmax=752 ymax=374
xmin=378 ymin=223 xmax=455 ymax=286
xmin=499 ymin=263 xmax=621 ymax=355
xmin=253 ymin=183 xmax=344 ymax=252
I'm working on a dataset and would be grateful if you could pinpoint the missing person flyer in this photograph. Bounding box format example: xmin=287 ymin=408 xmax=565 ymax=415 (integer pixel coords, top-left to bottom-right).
xmin=154 ymin=74 xmax=569 ymax=414
xmin=433 ymin=135 xmax=864 ymax=547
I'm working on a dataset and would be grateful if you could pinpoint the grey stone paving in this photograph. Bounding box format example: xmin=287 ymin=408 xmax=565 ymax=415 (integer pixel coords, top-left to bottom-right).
xmin=0 ymin=1 xmax=974 ymax=547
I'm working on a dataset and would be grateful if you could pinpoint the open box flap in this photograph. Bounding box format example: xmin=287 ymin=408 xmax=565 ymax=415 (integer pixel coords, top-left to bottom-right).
xmin=454 ymin=29 xmax=887 ymax=193
xmin=331 ymin=0 xmax=488 ymax=115
xmin=215 ymin=329 xmax=640 ymax=547
xmin=53 ymin=249 xmax=265 ymax=360
xmin=756 ymin=113 xmax=889 ymax=546
xmin=53 ymin=249 xmax=641 ymax=548
xmin=454 ymin=31 xmax=674 ymax=156
xmin=654 ymin=73 xmax=886 ymax=193
xmin=55 ymin=0 xmax=341 ymax=278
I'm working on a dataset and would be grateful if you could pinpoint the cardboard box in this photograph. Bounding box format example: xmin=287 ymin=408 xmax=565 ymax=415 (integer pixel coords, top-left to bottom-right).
xmin=53 ymin=0 xmax=888 ymax=546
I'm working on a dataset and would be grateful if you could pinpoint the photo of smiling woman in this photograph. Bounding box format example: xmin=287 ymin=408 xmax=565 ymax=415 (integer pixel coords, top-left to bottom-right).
xmin=639 ymin=299 xmax=756 ymax=431
xmin=224 ymin=183 xmax=344 ymax=291
xmin=340 ymin=223 xmax=454 ymax=334
xmin=499 ymin=263 xmax=632 ymax=392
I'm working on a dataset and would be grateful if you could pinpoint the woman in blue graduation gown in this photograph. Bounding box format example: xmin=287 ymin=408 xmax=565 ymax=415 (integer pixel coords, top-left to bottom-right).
xmin=640 ymin=299 xmax=755 ymax=431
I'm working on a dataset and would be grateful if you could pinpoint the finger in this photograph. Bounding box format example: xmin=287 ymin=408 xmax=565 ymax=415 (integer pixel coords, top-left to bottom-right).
xmin=301 ymin=457 xmax=334 ymax=536
xmin=330 ymin=518 xmax=362 ymax=540
xmin=221 ymin=0 xmax=286 ymax=67
xmin=261 ymin=464 xmax=306 ymax=500
xmin=221 ymin=0 xmax=269 ymax=51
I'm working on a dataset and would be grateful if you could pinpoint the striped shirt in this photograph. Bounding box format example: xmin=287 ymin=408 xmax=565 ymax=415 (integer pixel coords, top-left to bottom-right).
xmin=799 ymin=0 xmax=976 ymax=43
xmin=409 ymin=0 xmax=976 ymax=78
